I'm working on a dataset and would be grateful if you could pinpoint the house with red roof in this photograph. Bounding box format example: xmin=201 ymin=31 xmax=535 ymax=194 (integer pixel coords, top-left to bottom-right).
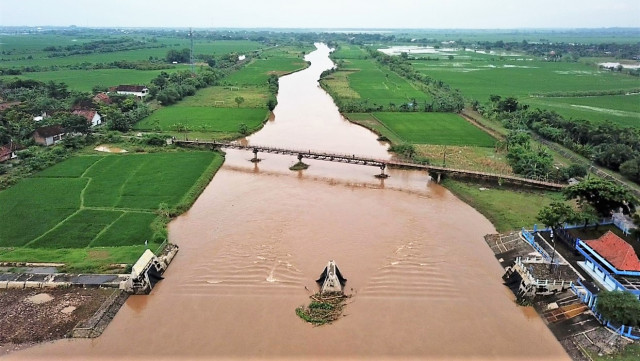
xmin=115 ymin=85 xmax=148 ymax=98
xmin=573 ymin=231 xmax=640 ymax=339
xmin=72 ymin=109 xmax=102 ymax=127
xmin=0 ymin=141 xmax=18 ymax=162
xmin=93 ymin=92 xmax=112 ymax=105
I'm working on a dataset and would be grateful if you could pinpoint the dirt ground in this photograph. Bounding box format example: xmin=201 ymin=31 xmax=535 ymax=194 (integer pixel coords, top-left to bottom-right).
xmin=0 ymin=288 xmax=111 ymax=356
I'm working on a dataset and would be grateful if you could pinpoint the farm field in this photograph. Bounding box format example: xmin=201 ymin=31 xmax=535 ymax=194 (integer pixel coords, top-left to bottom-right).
xmin=224 ymin=54 xmax=309 ymax=85
xmin=135 ymin=106 xmax=268 ymax=135
xmin=0 ymin=37 xmax=264 ymax=67
xmin=525 ymin=94 xmax=640 ymax=128
xmin=0 ymin=151 xmax=223 ymax=271
xmin=1 ymin=68 xmax=183 ymax=92
xmin=356 ymin=112 xmax=496 ymax=147
xmin=340 ymin=59 xmax=431 ymax=107
xmin=408 ymin=55 xmax=640 ymax=127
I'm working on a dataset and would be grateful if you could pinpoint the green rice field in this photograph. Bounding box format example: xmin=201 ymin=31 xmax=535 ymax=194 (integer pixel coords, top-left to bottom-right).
xmin=366 ymin=112 xmax=496 ymax=147
xmin=409 ymin=55 xmax=640 ymax=127
xmin=135 ymin=107 xmax=268 ymax=134
xmin=0 ymin=151 xmax=222 ymax=270
xmin=224 ymin=56 xmax=309 ymax=85
xmin=340 ymin=59 xmax=431 ymax=107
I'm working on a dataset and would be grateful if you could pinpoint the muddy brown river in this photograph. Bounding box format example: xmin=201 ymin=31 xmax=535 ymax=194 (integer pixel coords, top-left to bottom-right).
xmin=7 ymin=44 xmax=569 ymax=360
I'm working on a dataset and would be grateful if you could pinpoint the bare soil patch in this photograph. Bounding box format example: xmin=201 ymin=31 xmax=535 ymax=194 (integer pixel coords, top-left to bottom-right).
xmin=0 ymin=288 xmax=111 ymax=356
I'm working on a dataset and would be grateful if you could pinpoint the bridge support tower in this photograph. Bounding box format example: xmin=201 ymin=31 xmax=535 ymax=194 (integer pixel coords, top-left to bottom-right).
xmin=375 ymin=164 xmax=389 ymax=179
xmin=250 ymin=148 xmax=261 ymax=163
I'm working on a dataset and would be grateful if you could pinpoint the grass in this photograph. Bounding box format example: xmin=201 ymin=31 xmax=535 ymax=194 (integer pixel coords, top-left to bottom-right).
xmin=0 ymin=178 xmax=86 ymax=247
xmin=225 ymin=56 xmax=308 ymax=85
xmin=342 ymin=59 xmax=431 ymax=107
xmin=29 ymin=209 xmax=124 ymax=249
xmin=177 ymin=85 xmax=269 ymax=108
xmin=442 ymin=179 xmax=564 ymax=232
xmin=372 ymin=112 xmax=496 ymax=147
xmin=134 ymin=107 xmax=268 ymax=134
xmin=590 ymin=342 xmax=640 ymax=361
xmin=525 ymin=94 xmax=640 ymax=128
xmin=411 ymin=57 xmax=640 ymax=127
xmin=0 ymin=151 xmax=223 ymax=270
xmin=415 ymin=144 xmax=512 ymax=173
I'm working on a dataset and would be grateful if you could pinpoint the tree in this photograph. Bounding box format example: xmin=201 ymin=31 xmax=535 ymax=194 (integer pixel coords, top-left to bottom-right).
xmin=595 ymin=291 xmax=640 ymax=327
xmin=620 ymin=158 xmax=640 ymax=183
xmin=564 ymin=177 xmax=637 ymax=217
xmin=61 ymin=114 xmax=90 ymax=134
xmin=234 ymin=96 xmax=245 ymax=108
xmin=537 ymin=202 xmax=577 ymax=229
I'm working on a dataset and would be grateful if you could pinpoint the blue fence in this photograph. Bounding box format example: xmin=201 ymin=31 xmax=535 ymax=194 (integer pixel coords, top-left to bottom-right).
xmin=521 ymin=228 xmax=551 ymax=261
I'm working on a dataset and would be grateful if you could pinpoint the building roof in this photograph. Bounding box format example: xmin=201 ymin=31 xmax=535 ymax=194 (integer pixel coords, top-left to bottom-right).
xmin=0 ymin=101 xmax=21 ymax=111
xmin=116 ymin=85 xmax=147 ymax=92
xmin=93 ymin=92 xmax=112 ymax=104
xmin=72 ymin=109 xmax=97 ymax=123
xmin=33 ymin=124 xmax=65 ymax=138
xmin=585 ymin=231 xmax=640 ymax=272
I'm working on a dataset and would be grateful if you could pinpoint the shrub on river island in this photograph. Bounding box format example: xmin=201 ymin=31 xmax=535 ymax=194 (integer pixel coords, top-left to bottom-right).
xmin=289 ymin=161 xmax=309 ymax=171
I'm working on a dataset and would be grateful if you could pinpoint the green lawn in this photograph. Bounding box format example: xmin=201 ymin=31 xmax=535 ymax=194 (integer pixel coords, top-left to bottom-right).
xmin=372 ymin=112 xmax=496 ymax=147
xmin=443 ymin=179 xmax=564 ymax=232
xmin=0 ymin=151 xmax=223 ymax=271
xmin=135 ymin=107 xmax=268 ymax=134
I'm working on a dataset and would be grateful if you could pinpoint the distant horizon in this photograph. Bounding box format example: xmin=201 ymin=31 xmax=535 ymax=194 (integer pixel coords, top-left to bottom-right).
xmin=2 ymin=25 xmax=639 ymax=31
xmin=1 ymin=0 xmax=639 ymax=29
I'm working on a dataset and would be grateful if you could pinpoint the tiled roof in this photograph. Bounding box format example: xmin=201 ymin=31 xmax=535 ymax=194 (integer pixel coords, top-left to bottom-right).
xmin=72 ymin=109 xmax=97 ymax=122
xmin=93 ymin=92 xmax=111 ymax=104
xmin=34 ymin=124 xmax=65 ymax=138
xmin=585 ymin=231 xmax=640 ymax=272
xmin=116 ymin=85 xmax=147 ymax=92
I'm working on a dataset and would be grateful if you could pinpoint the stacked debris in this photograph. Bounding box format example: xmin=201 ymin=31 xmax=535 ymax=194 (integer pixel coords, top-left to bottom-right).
xmin=296 ymin=260 xmax=350 ymax=326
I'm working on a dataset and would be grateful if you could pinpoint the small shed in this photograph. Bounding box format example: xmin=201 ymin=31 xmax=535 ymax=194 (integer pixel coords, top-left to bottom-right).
xmin=32 ymin=124 xmax=66 ymax=146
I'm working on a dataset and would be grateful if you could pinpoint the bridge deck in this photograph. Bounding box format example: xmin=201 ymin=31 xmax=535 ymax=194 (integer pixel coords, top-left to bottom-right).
xmin=174 ymin=140 xmax=564 ymax=190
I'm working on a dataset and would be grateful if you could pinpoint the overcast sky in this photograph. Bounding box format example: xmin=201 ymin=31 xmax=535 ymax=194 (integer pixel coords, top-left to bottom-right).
xmin=1 ymin=0 xmax=639 ymax=29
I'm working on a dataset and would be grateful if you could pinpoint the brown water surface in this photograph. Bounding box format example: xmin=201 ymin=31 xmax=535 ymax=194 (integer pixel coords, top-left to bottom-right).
xmin=7 ymin=43 xmax=569 ymax=361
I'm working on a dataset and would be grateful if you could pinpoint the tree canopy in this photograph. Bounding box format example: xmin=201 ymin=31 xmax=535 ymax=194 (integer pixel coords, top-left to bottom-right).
xmin=596 ymin=291 xmax=640 ymax=327
xmin=563 ymin=177 xmax=637 ymax=217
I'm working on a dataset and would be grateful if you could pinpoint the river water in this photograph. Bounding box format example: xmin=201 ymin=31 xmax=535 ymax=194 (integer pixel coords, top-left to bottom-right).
xmin=7 ymin=44 xmax=569 ymax=361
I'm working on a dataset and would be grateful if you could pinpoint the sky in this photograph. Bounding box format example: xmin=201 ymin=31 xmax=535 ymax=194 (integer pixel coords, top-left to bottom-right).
xmin=1 ymin=0 xmax=639 ymax=29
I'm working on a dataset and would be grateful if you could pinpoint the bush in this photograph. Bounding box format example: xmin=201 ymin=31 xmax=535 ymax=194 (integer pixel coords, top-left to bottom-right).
xmin=596 ymin=291 xmax=640 ymax=327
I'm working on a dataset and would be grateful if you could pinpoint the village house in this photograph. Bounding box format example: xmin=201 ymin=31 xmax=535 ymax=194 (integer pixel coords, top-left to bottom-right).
xmin=93 ymin=92 xmax=112 ymax=105
xmin=115 ymin=85 xmax=149 ymax=99
xmin=32 ymin=124 xmax=65 ymax=146
xmin=72 ymin=109 xmax=102 ymax=127
xmin=0 ymin=141 xmax=18 ymax=162
xmin=572 ymin=231 xmax=640 ymax=339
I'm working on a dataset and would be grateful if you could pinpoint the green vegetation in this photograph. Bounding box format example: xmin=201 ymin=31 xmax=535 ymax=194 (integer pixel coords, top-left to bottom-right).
xmin=0 ymin=151 xmax=223 ymax=271
xmin=411 ymin=57 xmax=640 ymax=128
xmin=595 ymin=291 xmax=640 ymax=327
xmin=372 ymin=112 xmax=496 ymax=146
xmin=1 ymin=68 xmax=181 ymax=92
xmin=296 ymin=292 xmax=350 ymax=326
xmin=225 ymin=56 xmax=308 ymax=85
xmin=135 ymin=107 xmax=268 ymax=135
xmin=442 ymin=179 xmax=564 ymax=232
xmin=591 ymin=343 xmax=640 ymax=361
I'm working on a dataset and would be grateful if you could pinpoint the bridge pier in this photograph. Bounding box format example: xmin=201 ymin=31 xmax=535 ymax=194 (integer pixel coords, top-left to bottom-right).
xmin=375 ymin=164 xmax=389 ymax=179
xmin=250 ymin=148 xmax=261 ymax=163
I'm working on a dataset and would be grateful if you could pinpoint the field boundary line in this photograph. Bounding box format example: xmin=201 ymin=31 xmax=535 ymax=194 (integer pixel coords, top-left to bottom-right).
xmin=80 ymin=177 xmax=92 ymax=208
xmin=24 ymin=208 xmax=82 ymax=248
xmin=115 ymin=161 xmax=146 ymax=208
xmin=80 ymin=155 xmax=106 ymax=178
xmin=86 ymin=211 xmax=126 ymax=248
xmin=370 ymin=113 xmax=405 ymax=144
xmin=83 ymin=206 xmax=155 ymax=213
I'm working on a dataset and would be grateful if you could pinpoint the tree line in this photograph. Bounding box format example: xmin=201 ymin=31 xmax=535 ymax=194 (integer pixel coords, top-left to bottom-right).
xmin=480 ymin=96 xmax=640 ymax=184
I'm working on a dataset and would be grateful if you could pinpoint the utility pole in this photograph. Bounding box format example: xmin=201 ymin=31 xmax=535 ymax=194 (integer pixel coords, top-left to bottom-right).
xmin=548 ymin=228 xmax=556 ymax=271
xmin=189 ymin=28 xmax=195 ymax=75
